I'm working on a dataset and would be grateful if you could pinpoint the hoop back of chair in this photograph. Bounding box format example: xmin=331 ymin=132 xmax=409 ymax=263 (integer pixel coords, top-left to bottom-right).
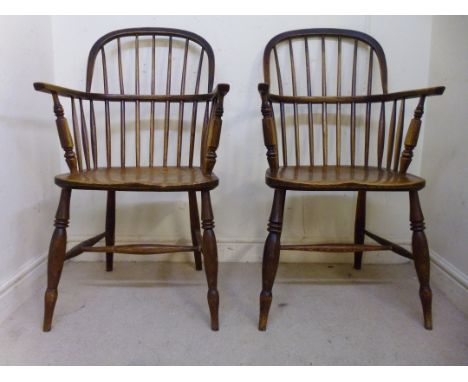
xmin=63 ymin=28 xmax=216 ymax=171
xmin=262 ymin=28 xmax=408 ymax=169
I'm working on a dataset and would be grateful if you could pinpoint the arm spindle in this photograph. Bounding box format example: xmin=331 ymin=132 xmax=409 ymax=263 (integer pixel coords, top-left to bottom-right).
xmin=90 ymin=100 xmax=98 ymax=169
xmin=393 ymin=99 xmax=405 ymax=172
xmin=377 ymin=101 xmax=386 ymax=168
xmin=71 ymin=98 xmax=83 ymax=172
xmin=79 ymin=98 xmax=91 ymax=170
xmin=386 ymin=100 xmax=397 ymax=170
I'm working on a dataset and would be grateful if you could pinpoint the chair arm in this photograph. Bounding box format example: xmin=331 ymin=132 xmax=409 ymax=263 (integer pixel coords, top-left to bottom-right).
xmin=34 ymin=82 xmax=220 ymax=102
xmin=34 ymin=82 xmax=87 ymax=99
xmin=266 ymin=86 xmax=445 ymax=104
xmin=201 ymin=83 xmax=230 ymax=174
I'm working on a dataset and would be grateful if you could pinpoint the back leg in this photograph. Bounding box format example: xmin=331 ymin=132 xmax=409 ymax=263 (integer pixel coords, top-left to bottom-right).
xmin=105 ymin=190 xmax=116 ymax=272
xmin=188 ymin=191 xmax=203 ymax=271
xmin=43 ymin=188 xmax=72 ymax=332
xmin=354 ymin=191 xmax=366 ymax=269
xmin=409 ymin=191 xmax=433 ymax=330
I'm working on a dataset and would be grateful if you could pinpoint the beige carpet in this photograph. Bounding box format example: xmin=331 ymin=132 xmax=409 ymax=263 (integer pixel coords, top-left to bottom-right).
xmin=0 ymin=262 xmax=466 ymax=365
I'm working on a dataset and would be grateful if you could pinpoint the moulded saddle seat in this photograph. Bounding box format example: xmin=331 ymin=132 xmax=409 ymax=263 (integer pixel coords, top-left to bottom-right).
xmin=55 ymin=166 xmax=219 ymax=191
xmin=265 ymin=166 xmax=425 ymax=191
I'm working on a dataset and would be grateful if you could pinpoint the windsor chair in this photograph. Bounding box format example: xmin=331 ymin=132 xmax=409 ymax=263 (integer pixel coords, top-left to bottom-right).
xmin=258 ymin=29 xmax=444 ymax=331
xmin=34 ymin=28 xmax=229 ymax=332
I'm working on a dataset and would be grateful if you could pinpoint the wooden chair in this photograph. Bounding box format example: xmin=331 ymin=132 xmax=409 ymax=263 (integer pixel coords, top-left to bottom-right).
xmin=257 ymin=29 xmax=444 ymax=331
xmin=34 ymin=28 xmax=229 ymax=332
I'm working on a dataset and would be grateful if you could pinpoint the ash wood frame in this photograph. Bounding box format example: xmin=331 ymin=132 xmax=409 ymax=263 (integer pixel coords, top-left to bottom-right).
xmin=258 ymin=28 xmax=444 ymax=331
xmin=35 ymin=28 xmax=229 ymax=332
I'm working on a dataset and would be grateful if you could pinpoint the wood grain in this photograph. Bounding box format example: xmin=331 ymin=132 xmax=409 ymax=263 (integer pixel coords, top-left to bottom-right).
xmin=265 ymin=166 xmax=425 ymax=191
xmin=55 ymin=167 xmax=219 ymax=191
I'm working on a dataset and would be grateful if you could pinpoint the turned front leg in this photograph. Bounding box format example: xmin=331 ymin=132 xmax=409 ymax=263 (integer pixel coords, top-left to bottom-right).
xmin=409 ymin=191 xmax=433 ymax=330
xmin=201 ymin=191 xmax=219 ymax=330
xmin=43 ymin=188 xmax=71 ymax=332
xmin=259 ymin=189 xmax=286 ymax=331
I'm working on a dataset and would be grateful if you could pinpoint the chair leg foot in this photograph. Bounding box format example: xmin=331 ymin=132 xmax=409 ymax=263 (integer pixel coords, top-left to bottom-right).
xmin=189 ymin=191 xmax=203 ymax=272
xmin=207 ymin=289 xmax=219 ymax=331
xmin=106 ymin=254 xmax=114 ymax=272
xmin=353 ymin=191 xmax=366 ymax=270
xmin=353 ymin=253 xmax=362 ymax=270
xmin=43 ymin=188 xmax=71 ymax=332
xmin=201 ymin=191 xmax=219 ymax=331
xmin=258 ymin=189 xmax=286 ymax=331
xmin=43 ymin=289 xmax=58 ymax=332
xmin=259 ymin=291 xmax=272 ymax=331
xmin=420 ymin=287 xmax=433 ymax=330
xmin=194 ymin=257 xmax=203 ymax=271
xmin=409 ymin=191 xmax=433 ymax=330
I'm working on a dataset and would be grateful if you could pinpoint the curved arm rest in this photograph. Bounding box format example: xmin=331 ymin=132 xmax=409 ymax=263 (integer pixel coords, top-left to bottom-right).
xmin=263 ymin=85 xmax=445 ymax=104
xmin=33 ymin=82 xmax=220 ymax=102
xmin=34 ymin=82 xmax=87 ymax=98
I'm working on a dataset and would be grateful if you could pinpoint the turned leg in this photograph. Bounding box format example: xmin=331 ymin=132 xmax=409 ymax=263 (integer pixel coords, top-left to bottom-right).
xmin=354 ymin=191 xmax=366 ymax=270
xmin=188 ymin=191 xmax=203 ymax=271
xmin=201 ymin=191 xmax=219 ymax=330
xmin=105 ymin=190 xmax=116 ymax=272
xmin=259 ymin=189 xmax=286 ymax=331
xmin=409 ymin=191 xmax=433 ymax=330
xmin=43 ymin=188 xmax=72 ymax=332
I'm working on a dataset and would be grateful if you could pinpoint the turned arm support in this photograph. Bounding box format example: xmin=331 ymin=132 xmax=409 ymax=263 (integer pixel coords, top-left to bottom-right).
xmin=398 ymin=85 xmax=445 ymax=173
xmin=398 ymin=96 xmax=426 ymax=174
xmin=201 ymin=83 xmax=230 ymax=174
xmin=258 ymin=83 xmax=279 ymax=172
xmin=50 ymin=92 xmax=78 ymax=174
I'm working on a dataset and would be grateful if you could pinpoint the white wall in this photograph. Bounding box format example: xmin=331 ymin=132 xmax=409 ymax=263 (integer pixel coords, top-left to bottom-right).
xmin=48 ymin=16 xmax=433 ymax=263
xmin=0 ymin=16 xmax=58 ymax=320
xmin=421 ymin=17 xmax=468 ymax=278
xmin=1 ymin=15 xmax=466 ymax=322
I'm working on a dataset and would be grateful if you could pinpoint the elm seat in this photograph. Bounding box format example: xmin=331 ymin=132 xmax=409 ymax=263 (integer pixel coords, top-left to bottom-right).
xmin=55 ymin=167 xmax=219 ymax=191
xmin=265 ymin=166 xmax=425 ymax=191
